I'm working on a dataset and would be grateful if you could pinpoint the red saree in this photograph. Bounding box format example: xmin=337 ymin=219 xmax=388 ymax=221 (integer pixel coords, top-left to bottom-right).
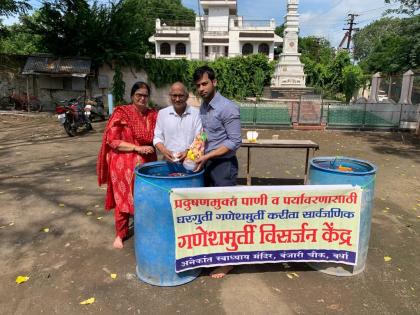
xmin=97 ymin=105 xmax=157 ymax=217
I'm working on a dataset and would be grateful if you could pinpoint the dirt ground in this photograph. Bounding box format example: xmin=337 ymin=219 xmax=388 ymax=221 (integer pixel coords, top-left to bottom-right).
xmin=1 ymin=112 xmax=419 ymax=315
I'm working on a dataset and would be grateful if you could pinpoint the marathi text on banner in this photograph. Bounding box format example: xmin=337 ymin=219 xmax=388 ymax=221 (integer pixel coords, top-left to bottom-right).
xmin=170 ymin=186 xmax=362 ymax=272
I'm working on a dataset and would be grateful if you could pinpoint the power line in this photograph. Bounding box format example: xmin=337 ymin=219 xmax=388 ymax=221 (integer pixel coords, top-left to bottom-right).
xmin=304 ymin=0 xmax=346 ymax=24
xmin=357 ymin=5 xmax=394 ymax=15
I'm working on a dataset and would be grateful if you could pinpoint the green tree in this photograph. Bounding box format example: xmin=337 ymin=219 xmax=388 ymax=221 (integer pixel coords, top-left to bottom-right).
xmin=0 ymin=0 xmax=31 ymax=17
xmin=353 ymin=16 xmax=419 ymax=74
xmin=0 ymin=14 xmax=42 ymax=54
xmin=384 ymin=0 xmax=420 ymax=15
xmin=0 ymin=0 xmax=32 ymax=37
xmin=326 ymin=50 xmax=352 ymax=95
xmin=353 ymin=18 xmax=401 ymax=61
xmin=253 ymin=68 xmax=265 ymax=100
xmin=299 ymin=36 xmax=334 ymax=64
xmin=342 ymin=65 xmax=364 ymax=102
xmin=23 ymin=0 xmax=195 ymax=68
xmin=112 ymin=63 xmax=126 ymax=105
xmin=360 ymin=34 xmax=412 ymax=73
xmin=299 ymin=37 xmax=354 ymax=100
xmin=273 ymin=24 xmax=285 ymax=55
xmin=274 ymin=24 xmax=285 ymax=37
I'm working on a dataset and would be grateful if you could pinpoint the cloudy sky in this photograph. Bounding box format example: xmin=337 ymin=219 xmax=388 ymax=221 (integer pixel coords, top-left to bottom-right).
xmin=182 ymin=0 xmax=400 ymax=47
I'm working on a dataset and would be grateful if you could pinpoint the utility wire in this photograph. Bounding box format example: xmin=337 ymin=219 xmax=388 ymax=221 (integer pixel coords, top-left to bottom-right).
xmin=357 ymin=5 xmax=395 ymax=15
xmin=303 ymin=0 xmax=346 ymax=24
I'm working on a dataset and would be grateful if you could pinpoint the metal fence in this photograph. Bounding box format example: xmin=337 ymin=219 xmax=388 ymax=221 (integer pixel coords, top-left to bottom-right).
xmin=377 ymin=72 xmax=420 ymax=104
xmin=379 ymin=75 xmax=402 ymax=103
xmin=239 ymin=103 xmax=291 ymax=126
xmin=239 ymin=102 xmax=420 ymax=129
xmin=325 ymin=103 xmax=419 ymax=129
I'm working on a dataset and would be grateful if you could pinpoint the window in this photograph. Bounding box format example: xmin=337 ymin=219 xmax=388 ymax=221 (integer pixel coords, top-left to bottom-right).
xmin=160 ymin=43 xmax=170 ymax=55
xmin=224 ymin=46 xmax=229 ymax=57
xmin=242 ymin=43 xmax=253 ymax=55
xmin=175 ymin=43 xmax=186 ymax=55
xmin=212 ymin=46 xmax=219 ymax=53
xmin=205 ymin=46 xmax=209 ymax=57
xmin=258 ymin=43 xmax=270 ymax=55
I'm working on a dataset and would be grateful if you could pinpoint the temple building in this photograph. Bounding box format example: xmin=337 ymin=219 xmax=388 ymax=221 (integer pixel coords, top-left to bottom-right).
xmin=149 ymin=0 xmax=282 ymax=61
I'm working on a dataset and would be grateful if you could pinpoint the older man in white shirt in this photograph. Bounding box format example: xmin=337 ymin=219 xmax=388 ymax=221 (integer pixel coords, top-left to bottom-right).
xmin=153 ymin=82 xmax=202 ymax=162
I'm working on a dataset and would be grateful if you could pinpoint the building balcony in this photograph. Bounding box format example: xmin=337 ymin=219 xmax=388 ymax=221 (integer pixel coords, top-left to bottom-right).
xmin=243 ymin=20 xmax=273 ymax=28
xmin=155 ymin=18 xmax=198 ymax=31
xmin=150 ymin=33 xmax=190 ymax=43
xmin=230 ymin=18 xmax=276 ymax=30
xmin=203 ymin=31 xmax=229 ymax=37
xmin=157 ymin=26 xmax=196 ymax=31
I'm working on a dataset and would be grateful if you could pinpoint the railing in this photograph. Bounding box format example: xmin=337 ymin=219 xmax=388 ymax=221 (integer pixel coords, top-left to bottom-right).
xmin=239 ymin=103 xmax=291 ymax=126
xmin=158 ymin=26 xmax=196 ymax=31
xmin=242 ymin=20 xmax=272 ymax=28
xmin=238 ymin=102 xmax=420 ymax=129
xmin=325 ymin=103 xmax=419 ymax=129
xmin=203 ymin=31 xmax=229 ymax=37
xmin=161 ymin=20 xmax=195 ymax=27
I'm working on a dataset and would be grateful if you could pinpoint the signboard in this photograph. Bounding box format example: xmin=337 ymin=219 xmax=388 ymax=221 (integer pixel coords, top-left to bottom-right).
xmin=170 ymin=185 xmax=362 ymax=273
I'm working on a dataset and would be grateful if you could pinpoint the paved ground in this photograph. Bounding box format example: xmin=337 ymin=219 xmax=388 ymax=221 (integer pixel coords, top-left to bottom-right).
xmin=1 ymin=113 xmax=419 ymax=315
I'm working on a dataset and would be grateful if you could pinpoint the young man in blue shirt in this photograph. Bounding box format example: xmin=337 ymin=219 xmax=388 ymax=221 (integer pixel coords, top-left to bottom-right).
xmin=193 ymin=66 xmax=242 ymax=278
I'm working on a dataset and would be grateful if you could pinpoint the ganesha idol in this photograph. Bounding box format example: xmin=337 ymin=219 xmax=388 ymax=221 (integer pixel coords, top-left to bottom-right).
xmin=183 ymin=132 xmax=207 ymax=171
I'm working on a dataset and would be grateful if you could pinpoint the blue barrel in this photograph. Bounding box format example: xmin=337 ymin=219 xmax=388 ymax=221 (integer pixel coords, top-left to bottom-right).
xmin=134 ymin=161 xmax=204 ymax=286
xmin=306 ymin=156 xmax=377 ymax=276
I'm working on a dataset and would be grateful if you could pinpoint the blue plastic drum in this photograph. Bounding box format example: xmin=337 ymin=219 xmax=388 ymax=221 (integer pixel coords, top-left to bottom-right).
xmin=306 ymin=157 xmax=377 ymax=276
xmin=134 ymin=161 xmax=204 ymax=286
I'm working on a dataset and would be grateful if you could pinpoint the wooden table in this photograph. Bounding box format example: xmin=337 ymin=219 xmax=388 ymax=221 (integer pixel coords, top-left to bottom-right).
xmin=241 ymin=139 xmax=320 ymax=185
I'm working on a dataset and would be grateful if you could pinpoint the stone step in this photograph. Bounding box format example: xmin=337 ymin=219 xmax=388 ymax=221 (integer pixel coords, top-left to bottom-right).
xmin=292 ymin=123 xmax=326 ymax=131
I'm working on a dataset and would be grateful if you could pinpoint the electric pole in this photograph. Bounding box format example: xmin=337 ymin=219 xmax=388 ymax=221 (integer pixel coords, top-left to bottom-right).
xmin=342 ymin=13 xmax=359 ymax=50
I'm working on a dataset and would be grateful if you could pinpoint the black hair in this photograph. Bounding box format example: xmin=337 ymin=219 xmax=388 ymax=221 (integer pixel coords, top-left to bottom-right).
xmin=130 ymin=81 xmax=151 ymax=97
xmin=193 ymin=65 xmax=216 ymax=82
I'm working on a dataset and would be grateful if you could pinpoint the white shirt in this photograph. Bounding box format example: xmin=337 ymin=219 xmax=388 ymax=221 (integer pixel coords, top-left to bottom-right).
xmin=153 ymin=105 xmax=202 ymax=153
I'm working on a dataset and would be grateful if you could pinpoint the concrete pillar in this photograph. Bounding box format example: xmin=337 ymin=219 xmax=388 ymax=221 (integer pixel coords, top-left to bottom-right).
xmin=368 ymin=72 xmax=381 ymax=103
xmin=398 ymin=70 xmax=414 ymax=105
xmin=195 ymin=17 xmax=201 ymax=30
xmin=171 ymin=43 xmax=175 ymax=57
xmin=270 ymin=18 xmax=276 ymax=28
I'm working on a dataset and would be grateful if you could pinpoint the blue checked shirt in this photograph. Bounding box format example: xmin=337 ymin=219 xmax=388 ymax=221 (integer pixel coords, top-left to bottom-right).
xmin=200 ymin=92 xmax=242 ymax=158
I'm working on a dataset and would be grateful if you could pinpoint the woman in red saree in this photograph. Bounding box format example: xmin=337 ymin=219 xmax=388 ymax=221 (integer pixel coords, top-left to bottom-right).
xmin=97 ymin=82 xmax=157 ymax=248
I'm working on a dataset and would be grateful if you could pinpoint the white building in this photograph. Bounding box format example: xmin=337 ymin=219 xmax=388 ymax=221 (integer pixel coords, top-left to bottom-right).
xmin=149 ymin=0 xmax=282 ymax=61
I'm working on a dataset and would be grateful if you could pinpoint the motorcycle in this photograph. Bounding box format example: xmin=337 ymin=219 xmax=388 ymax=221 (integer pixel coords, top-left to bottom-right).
xmin=55 ymin=97 xmax=93 ymax=137
xmin=85 ymin=96 xmax=106 ymax=121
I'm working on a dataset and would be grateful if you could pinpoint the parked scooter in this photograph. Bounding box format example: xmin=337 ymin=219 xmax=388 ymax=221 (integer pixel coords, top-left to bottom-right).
xmin=85 ymin=96 xmax=106 ymax=121
xmin=55 ymin=97 xmax=93 ymax=137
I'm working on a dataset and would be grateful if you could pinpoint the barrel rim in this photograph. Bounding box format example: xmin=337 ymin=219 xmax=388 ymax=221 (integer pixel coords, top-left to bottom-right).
xmin=309 ymin=156 xmax=377 ymax=176
xmin=135 ymin=161 xmax=205 ymax=179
